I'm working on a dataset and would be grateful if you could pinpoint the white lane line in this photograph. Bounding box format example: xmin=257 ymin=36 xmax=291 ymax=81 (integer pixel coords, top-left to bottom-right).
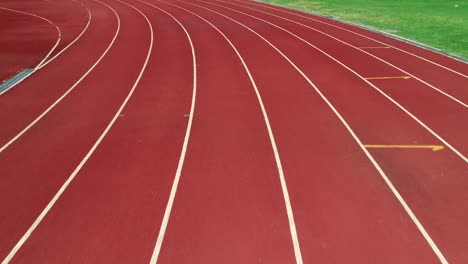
xmin=234 ymin=0 xmax=468 ymax=78
xmin=134 ymin=1 xmax=197 ymax=263
xmin=0 ymin=1 xmax=93 ymax=95
xmin=219 ymin=0 xmax=468 ymax=108
xmin=198 ymin=0 xmax=468 ymax=163
xmin=149 ymin=1 xmax=304 ymax=263
xmin=177 ymin=1 xmax=449 ymax=263
xmin=1 ymin=0 xmax=153 ymax=262
xmin=38 ymin=1 xmax=93 ymax=69
xmin=0 ymin=7 xmax=61 ymax=96
xmin=0 ymin=0 xmax=119 ymax=154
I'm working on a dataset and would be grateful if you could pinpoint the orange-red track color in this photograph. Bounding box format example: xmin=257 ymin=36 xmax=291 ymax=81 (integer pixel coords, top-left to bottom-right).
xmin=0 ymin=0 xmax=467 ymax=263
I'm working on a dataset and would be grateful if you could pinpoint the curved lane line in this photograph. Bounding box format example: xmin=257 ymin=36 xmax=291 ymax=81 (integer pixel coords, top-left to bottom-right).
xmin=232 ymin=0 xmax=468 ymax=77
xmin=217 ymin=0 xmax=468 ymax=108
xmin=1 ymin=0 xmax=154 ymax=262
xmin=196 ymin=0 xmax=468 ymax=163
xmin=145 ymin=1 xmax=304 ymax=263
xmin=133 ymin=1 xmax=198 ymax=263
xmin=0 ymin=7 xmax=61 ymax=95
xmin=38 ymin=2 xmax=93 ymax=69
xmin=177 ymin=1 xmax=449 ymax=263
xmin=0 ymin=0 xmax=119 ymax=154
xmin=0 ymin=1 xmax=93 ymax=95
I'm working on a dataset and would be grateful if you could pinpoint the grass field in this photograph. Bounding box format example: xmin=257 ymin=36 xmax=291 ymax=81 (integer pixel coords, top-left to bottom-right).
xmin=259 ymin=0 xmax=468 ymax=59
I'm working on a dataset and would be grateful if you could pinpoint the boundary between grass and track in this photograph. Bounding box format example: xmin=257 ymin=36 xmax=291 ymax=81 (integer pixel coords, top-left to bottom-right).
xmin=206 ymin=0 xmax=468 ymax=164
xmin=253 ymin=0 xmax=468 ymax=64
xmin=220 ymin=0 xmax=468 ymax=108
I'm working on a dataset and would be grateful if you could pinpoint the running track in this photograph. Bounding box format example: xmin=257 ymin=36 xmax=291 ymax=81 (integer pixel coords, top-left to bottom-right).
xmin=0 ymin=0 xmax=467 ymax=263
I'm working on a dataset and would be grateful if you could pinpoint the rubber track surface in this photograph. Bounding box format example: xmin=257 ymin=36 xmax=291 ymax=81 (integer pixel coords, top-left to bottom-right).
xmin=0 ymin=0 xmax=467 ymax=263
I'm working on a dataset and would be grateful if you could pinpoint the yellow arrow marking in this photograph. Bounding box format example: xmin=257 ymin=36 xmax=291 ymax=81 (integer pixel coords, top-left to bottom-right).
xmin=358 ymin=46 xmax=391 ymax=49
xmin=365 ymin=76 xmax=411 ymax=80
xmin=364 ymin=145 xmax=444 ymax=151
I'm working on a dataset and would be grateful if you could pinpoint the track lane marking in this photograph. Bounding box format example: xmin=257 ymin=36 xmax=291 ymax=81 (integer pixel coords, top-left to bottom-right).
xmin=0 ymin=1 xmax=92 ymax=95
xmin=0 ymin=0 xmax=150 ymax=261
xmin=204 ymin=0 xmax=468 ymax=164
xmin=231 ymin=0 xmax=468 ymax=78
xmin=0 ymin=0 xmax=119 ymax=154
xmin=365 ymin=76 xmax=411 ymax=80
xmin=38 ymin=1 xmax=93 ymax=69
xmin=0 ymin=8 xmax=63 ymax=69
xmin=358 ymin=46 xmax=391 ymax=49
xmin=364 ymin=145 xmax=444 ymax=151
xmin=0 ymin=7 xmax=61 ymax=95
xmin=144 ymin=1 xmax=304 ymax=263
xmin=133 ymin=1 xmax=198 ymax=263
xmin=182 ymin=1 xmax=449 ymax=262
xmin=218 ymin=0 xmax=468 ymax=108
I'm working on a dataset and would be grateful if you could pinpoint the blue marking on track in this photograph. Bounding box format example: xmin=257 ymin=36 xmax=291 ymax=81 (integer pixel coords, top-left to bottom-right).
xmin=0 ymin=68 xmax=34 ymax=94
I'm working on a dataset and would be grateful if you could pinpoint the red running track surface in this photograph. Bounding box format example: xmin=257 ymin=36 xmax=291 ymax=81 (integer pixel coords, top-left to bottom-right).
xmin=0 ymin=0 xmax=90 ymax=83
xmin=0 ymin=0 xmax=467 ymax=263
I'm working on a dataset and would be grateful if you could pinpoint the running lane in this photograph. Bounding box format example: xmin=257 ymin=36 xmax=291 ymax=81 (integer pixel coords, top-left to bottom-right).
xmin=183 ymin=1 xmax=468 ymax=262
xmin=0 ymin=0 xmax=89 ymax=82
xmin=0 ymin=0 xmax=116 ymax=149
xmin=1 ymin=0 xmax=466 ymax=263
xmin=2 ymin=0 xmax=298 ymax=263
xmin=160 ymin=1 xmax=441 ymax=263
xmin=0 ymin=7 xmax=56 ymax=82
xmin=2 ymin=1 xmax=190 ymax=262
xmin=141 ymin=1 xmax=299 ymax=263
xmin=1 ymin=0 xmax=90 ymax=64
xmin=0 ymin=0 xmax=151 ymax=260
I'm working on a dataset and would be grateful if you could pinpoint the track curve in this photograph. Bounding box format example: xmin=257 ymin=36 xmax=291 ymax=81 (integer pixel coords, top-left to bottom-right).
xmin=1 ymin=0 xmax=467 ymax=263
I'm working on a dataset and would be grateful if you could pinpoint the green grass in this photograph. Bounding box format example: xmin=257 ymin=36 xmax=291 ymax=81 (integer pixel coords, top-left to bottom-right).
xmin=260 ymin=0 xmax=468 ymax=59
